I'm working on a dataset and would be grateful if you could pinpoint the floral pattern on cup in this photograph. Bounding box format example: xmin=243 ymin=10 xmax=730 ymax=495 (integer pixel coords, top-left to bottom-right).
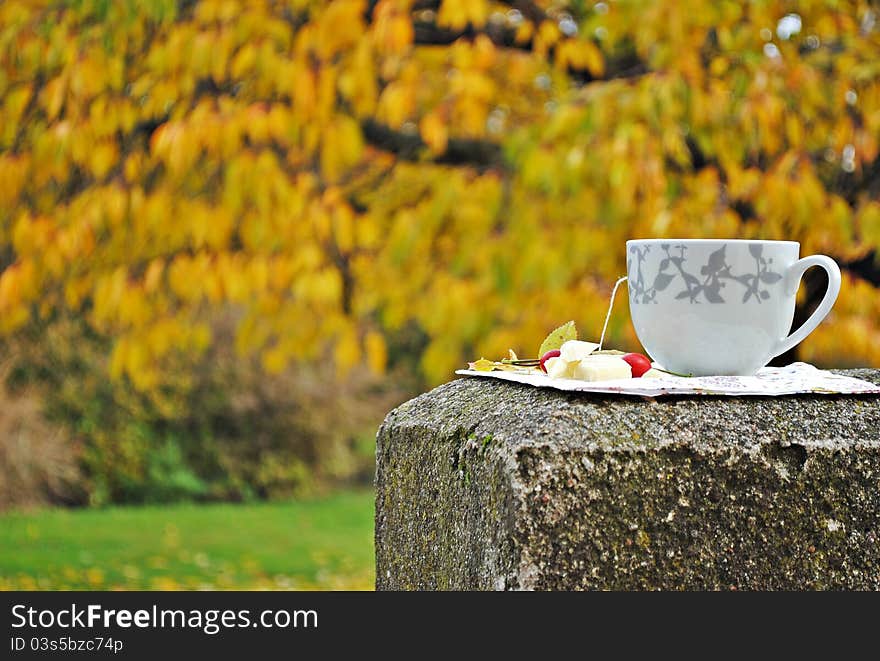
xmin=628 ymin=243 xmax=783 ymax=304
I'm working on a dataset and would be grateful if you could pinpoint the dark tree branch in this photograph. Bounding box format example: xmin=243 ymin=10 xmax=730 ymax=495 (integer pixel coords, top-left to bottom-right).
xmin=836 ymin=154 xmax=880 ymax=207
xmin=412 ymin=19 xmax=647 ymax=84
xmin=360 ymin=118 xmax=503 ymax=170
xmin=402 ymin=0 xmax=548 ymax=22
xmin=400 ymin=0 xmax=647 ymax=84
xmin=843 ymin=251 xmax=880 ymax=287
xmin=439 ymin=134 xmax=504 ymax=169
xmin=499 ymin=0 xmax=548 ymax=25
xmin=413 ymin=19 xmax=519 ymax=49
xmin=604 ymin=50 xmax=650 ymax=80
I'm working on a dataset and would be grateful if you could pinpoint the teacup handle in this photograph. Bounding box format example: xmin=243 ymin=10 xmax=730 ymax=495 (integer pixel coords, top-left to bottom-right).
xmin=770 ymin=255 xmax=841 ymax=359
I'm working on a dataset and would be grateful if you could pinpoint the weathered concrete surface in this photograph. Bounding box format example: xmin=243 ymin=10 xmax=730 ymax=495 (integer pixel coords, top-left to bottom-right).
xmin=375 ymin=369 xmax=880 ymax=590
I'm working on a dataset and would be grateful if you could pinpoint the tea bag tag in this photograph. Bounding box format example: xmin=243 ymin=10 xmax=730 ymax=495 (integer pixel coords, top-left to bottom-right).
xmin=598 ymin=276 xmax=628 ymax=351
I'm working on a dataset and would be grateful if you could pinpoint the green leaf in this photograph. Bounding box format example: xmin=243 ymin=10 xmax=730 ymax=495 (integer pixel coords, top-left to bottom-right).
xmin=538 ymin=320 xmax=577 ymax=358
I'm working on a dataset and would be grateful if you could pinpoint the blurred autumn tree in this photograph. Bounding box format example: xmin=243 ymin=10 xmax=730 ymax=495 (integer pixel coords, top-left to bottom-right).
xmin=1 ymin=0 xmax=879 ymax=500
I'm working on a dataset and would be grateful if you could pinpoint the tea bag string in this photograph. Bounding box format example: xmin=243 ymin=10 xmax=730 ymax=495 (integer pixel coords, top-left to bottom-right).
xmin=598 ymin=276 xmax=627 ymax=351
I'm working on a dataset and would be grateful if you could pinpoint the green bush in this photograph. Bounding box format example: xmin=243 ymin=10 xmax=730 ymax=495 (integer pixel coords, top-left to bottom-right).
xmin=4 ymin=315 xmax=408 ymax=507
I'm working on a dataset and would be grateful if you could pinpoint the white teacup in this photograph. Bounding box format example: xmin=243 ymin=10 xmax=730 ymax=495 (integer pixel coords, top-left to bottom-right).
xmin=626 ymin=239 xmax=841 ymax=376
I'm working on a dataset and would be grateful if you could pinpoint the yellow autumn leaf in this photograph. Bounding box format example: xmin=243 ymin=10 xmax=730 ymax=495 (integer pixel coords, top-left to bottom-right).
xmin=365 ymin=330 xmax=387 ymax=374
xmin=334 ymin=326 xmax=361 ymax=374
xmin=420 ymin=111 xmax=448 ymax=154
xmin=261 ymin=345 xmax=288 ymax=374
xmin=378 ymin=82 xmax=413 ymax=128
xmin=437 ymin=0 xmax=469 ymax=31
xmin=89 ymin=141 xmax=118 ymax=179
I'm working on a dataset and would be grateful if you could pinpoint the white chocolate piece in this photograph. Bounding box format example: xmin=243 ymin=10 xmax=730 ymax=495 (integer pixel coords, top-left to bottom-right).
xmin=571 ymin=355 xmax=633 ymax=381
xmin=559 ymin=340 xmax=600 ymax=363
xmin=545 ymin=356 xmax=573 ymax=379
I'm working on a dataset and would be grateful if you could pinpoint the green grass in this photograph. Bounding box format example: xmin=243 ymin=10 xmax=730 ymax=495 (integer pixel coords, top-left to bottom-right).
xmin=0 ymin=489 xmax=375 ymax=590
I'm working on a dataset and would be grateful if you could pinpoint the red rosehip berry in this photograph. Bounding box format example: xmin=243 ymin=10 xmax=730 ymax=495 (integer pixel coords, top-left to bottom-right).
xmin=622 ymin=352 xmax=652 ymax=378
xmin=539 ymin=349 xmax=561 ymax=373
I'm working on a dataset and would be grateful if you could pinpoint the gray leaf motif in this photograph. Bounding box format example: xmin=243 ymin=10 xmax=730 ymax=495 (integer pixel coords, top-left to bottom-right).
xmin=707 ymin=245 xmax=727 ymax=271
xmin=704 ymin=282 xmax=725 ymax=303
xmin=653 ymin=272 xmax=675 ymax=291
xmin=633 ymin=242 xmax=783 ymax=305
xmin=682 ymin=272 xmax=701 ymax=288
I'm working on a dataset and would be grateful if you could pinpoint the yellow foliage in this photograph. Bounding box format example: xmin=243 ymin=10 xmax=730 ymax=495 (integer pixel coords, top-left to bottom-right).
xmin=420 ymin=111 xmax=448 ymax=154
xmin=334 ymin=326 xmax=361 ymax=375
xmin=0 ymin=0 xmax=878 ymax=393
xmin=373 ymin=1 xmax=414 ymax=55
xmin=377 ymin=81 xmax=414 ymax=128
xmin=365 ymin=330 xmax=387 ymax=374
xmin=437 ymin=0 xmax=488 ymax=31
xmin=320 ymin=115 xmax=364 ymax=182
xmin=0 ymin=155 xmax=28 ymax=209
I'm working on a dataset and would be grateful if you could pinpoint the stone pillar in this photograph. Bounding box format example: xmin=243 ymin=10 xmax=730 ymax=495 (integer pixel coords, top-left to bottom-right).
xmin=375 ymin=370 xmax=880 ymax=590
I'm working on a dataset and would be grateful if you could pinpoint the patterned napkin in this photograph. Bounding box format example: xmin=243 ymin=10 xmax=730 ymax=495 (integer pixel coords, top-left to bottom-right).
xmin=455 ymin=362 xmax=880 ymax=398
